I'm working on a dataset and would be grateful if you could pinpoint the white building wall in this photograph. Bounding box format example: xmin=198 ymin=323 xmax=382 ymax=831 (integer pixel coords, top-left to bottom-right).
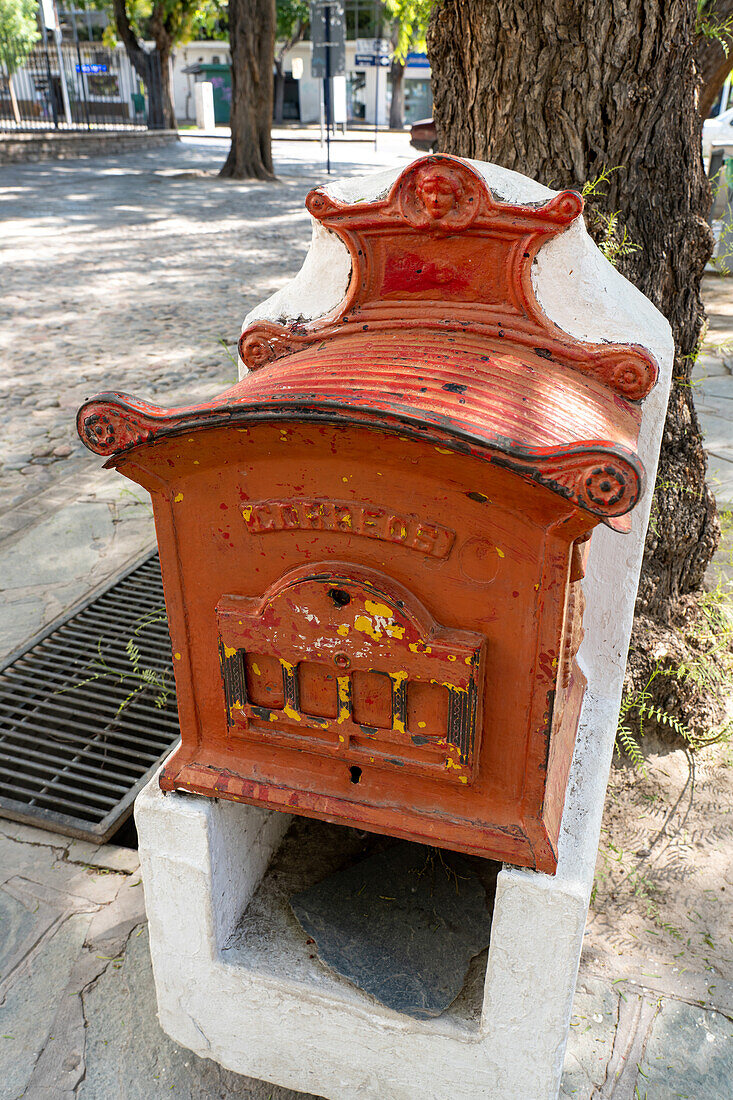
xmin=168 ymin=39 xmax=432 ymax=127
xmin=170 ymin=41 xmax=231 ymax=123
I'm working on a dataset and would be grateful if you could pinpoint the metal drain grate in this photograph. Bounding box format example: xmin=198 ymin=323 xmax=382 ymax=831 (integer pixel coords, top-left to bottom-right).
xmin=0 ymin=551 xmax=180 ymax=843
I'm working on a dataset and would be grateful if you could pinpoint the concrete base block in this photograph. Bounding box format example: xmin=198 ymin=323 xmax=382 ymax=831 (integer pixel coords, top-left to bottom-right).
xmin=135 ymin=718 xmax=603 ymax=1100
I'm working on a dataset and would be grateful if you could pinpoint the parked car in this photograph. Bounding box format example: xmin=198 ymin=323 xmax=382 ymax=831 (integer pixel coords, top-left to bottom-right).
xmin=410 ymin=117 xmax=437 ymax=152
xmin=703 ymin=106 xmax=733 ymax=162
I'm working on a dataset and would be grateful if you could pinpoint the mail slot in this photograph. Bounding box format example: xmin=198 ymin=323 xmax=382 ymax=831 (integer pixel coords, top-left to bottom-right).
xmin=77 ymin=155 xmax=657 ymax=873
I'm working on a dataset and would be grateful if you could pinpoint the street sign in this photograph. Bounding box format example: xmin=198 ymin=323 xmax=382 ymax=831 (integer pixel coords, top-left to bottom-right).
xmin=356 ymin=38 xmax=390 ymax=55
xmin=310 ymin=1 xmax=346 ymax=78
xmin=355 ymin=54 xmax=391 ymax=68
xmin=406 ymin=52 xmax=430 ymax=69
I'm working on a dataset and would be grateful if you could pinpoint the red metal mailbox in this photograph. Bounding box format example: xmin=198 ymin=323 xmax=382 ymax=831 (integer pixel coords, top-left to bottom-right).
xmin=77 ymin=155 xmax=656 ymax=873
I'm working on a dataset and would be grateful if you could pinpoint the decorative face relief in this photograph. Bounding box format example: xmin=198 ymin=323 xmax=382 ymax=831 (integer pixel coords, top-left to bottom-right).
xmin=216 ymin=564 xmax=486 ymax=785
xmin=402 ymin=162 xmax=477 ymax=230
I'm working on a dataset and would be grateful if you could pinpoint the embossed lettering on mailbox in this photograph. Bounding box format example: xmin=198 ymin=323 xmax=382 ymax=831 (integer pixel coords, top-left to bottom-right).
xmin=242 ymin=499 xmax=455 ymax=559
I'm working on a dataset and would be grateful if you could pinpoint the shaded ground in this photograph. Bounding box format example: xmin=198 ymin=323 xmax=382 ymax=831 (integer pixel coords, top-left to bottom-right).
xmin=0 ymin=134 xmax=415 ymax=663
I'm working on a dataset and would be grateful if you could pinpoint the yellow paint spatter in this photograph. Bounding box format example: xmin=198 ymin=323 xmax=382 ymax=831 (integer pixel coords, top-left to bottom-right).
xmin=174 ymin=493 xmax=184 ymax=503
xmin=242 ymin=506 xmax=252 ymax=520
xmin=369 ymin=756 xmax=375 ymax=762
xmin=445 ymin=757 xmax=462 ymax=770
xmin=337 ymin=677 xmax=351 ymax=723
xmin=269 ymin=713 xmax=278 ymax=722
xmin=534 ymin=583 xmax=540 ymax=590
xmin=447 ymin=655 xmax=457 ymax=662
xmin=251 ymin=662 xmax=261 ymax=676
xmin=336 ymin=624 xmax=350 ymax=637
xmin=338 ymin=735 xmax=345 ymax=743
xmin=496 ymin=547 xmax=505 ymax=558
xmin=342 ymin=476 xmax=349 ymax=483
xmin=365 ymin=599 xmax=393 ymax=618
xmin=418 ymin=721 xmax=426 ymax=729
xmin=231 ymin=700 xmax=243 ymax=711
xmin=465 ymin=656 xmax=472 ymax=665
xmin=459 ymin=776 xmax=468 ymax=784
xmin=222 ymin=644 xmax=237 ymax=658
xmin=193 ymin=460 xmax=200 ymax=465
xmin=441 ymin=681 xmax=467 ymax=694
xmin=435 ymin=447 xmax=451 ymax=454
xmin=174 ymin=652 xmax=182 ymax=661
xmin=354 ymin=614 xmax=382 ymax=640
xmin=283 ymin=704 xmax=301 ymax=722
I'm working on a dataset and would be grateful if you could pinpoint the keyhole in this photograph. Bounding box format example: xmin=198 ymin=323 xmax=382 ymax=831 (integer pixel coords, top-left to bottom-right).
xmin=329 ymin=588 xmax=351 ymax=608
xmin=349 ymin=766 xmax=362 ymax=784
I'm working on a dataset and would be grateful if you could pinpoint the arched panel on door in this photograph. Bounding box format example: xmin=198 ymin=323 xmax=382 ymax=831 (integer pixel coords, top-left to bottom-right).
xmin=217 ymin=563 xmax=487 ymax=785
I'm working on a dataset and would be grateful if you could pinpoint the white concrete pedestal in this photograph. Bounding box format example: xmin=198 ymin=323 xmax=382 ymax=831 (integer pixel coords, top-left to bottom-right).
xmin=135 ymin=157 xmax=674 ymax=1100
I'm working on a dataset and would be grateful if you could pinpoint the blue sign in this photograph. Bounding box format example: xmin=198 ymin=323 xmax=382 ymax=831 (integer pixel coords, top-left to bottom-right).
xmin=405 ymin=52 xmax=430 ymax=69
xmin=355 ymin=53 xmax=391 ymax=68
xmin=76 ymin=63 xmax=108 ymax=74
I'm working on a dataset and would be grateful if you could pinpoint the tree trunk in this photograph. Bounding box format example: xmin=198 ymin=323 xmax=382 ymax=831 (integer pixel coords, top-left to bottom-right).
xmin=696 ymin=0 xmax=733 ymax=118
xmin=156 ymin=40 xmax=175 ymax=129
xmin=220 ymin=0 xmax=276 ymax=180
xmin=389 ymin=59 xmax=405 ymax=129
xmin=274 ymin=59 xmax=285 ymax=125
xmin=111 ymin=0 xmax=165 ymax=129
xmin=427 ymin=0 xmax=719 ymax=625
xmin=8 ymin=74 xmax=21 ymax=125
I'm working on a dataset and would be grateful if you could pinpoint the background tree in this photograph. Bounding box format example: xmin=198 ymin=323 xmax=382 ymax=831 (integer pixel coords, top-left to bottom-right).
xmin=385 ymin=0 xmax=430 ymax=129
xmin=111 ymin=0 xmax=206 ymax=128
xmin=220 ymin=0 xmax=276 ymax=179
xmin=274 ymin=0 xmax=308 ymax=125
xmin=696 ymin=0 xmax=733 ymax=118
xmin=0 ymin=0 xmax=39 ymax=125
xmin=427 ymin=1 xmax=723 ymax=734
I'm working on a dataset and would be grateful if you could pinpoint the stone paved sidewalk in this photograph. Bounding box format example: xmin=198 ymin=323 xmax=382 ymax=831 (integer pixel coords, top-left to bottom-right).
xmin=0 ymin=133 xmax=415 ymax=664
xmin=1 ymin=140 xmax=733 ymax=1099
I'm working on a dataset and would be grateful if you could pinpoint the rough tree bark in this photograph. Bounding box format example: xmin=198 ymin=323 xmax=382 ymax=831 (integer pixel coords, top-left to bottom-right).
xmin=221 ymin=0 xmax=276 ymax=179
xmin=427 ymin=0 xmax=719 ymax=627
xmin=697 ymin=0 xmax=733 ymax=118
xmin=389 ymin=58 xmax=405 ymax=129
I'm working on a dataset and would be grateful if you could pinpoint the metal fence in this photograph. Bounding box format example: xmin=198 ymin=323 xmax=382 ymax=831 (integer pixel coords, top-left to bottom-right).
xmin=0 ymin=38 xmax=162 ymax=132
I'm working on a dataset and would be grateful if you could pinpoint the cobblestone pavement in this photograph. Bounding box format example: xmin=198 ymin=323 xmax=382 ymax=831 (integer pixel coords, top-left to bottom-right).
xmin=0 ymin=133 xmax=415 ymax=662
xmin=1 ymin=141 xmax=733 ymax=1099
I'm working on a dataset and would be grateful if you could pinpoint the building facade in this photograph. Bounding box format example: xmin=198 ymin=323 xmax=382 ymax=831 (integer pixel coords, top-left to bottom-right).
xmin=170 ymin=39 xmax=432 ymax=127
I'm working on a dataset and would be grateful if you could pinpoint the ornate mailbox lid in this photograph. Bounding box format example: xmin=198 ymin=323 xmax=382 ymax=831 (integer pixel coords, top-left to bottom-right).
xmin=78 ymin=155 xmax=658 ymax=530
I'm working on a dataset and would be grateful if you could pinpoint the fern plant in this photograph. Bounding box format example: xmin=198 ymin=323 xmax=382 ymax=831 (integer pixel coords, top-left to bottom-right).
xmin=56 ymin=606 xmax=172 ymax=718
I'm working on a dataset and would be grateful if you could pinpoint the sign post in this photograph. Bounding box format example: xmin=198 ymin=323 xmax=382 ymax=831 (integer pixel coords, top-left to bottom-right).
xmin=355 ymin=36 xmax=391 ymax=148
xmin=310 ymin=0 xmax=346 ymax=174
xmin=39 ymin=0 xmax=73 ymax=127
